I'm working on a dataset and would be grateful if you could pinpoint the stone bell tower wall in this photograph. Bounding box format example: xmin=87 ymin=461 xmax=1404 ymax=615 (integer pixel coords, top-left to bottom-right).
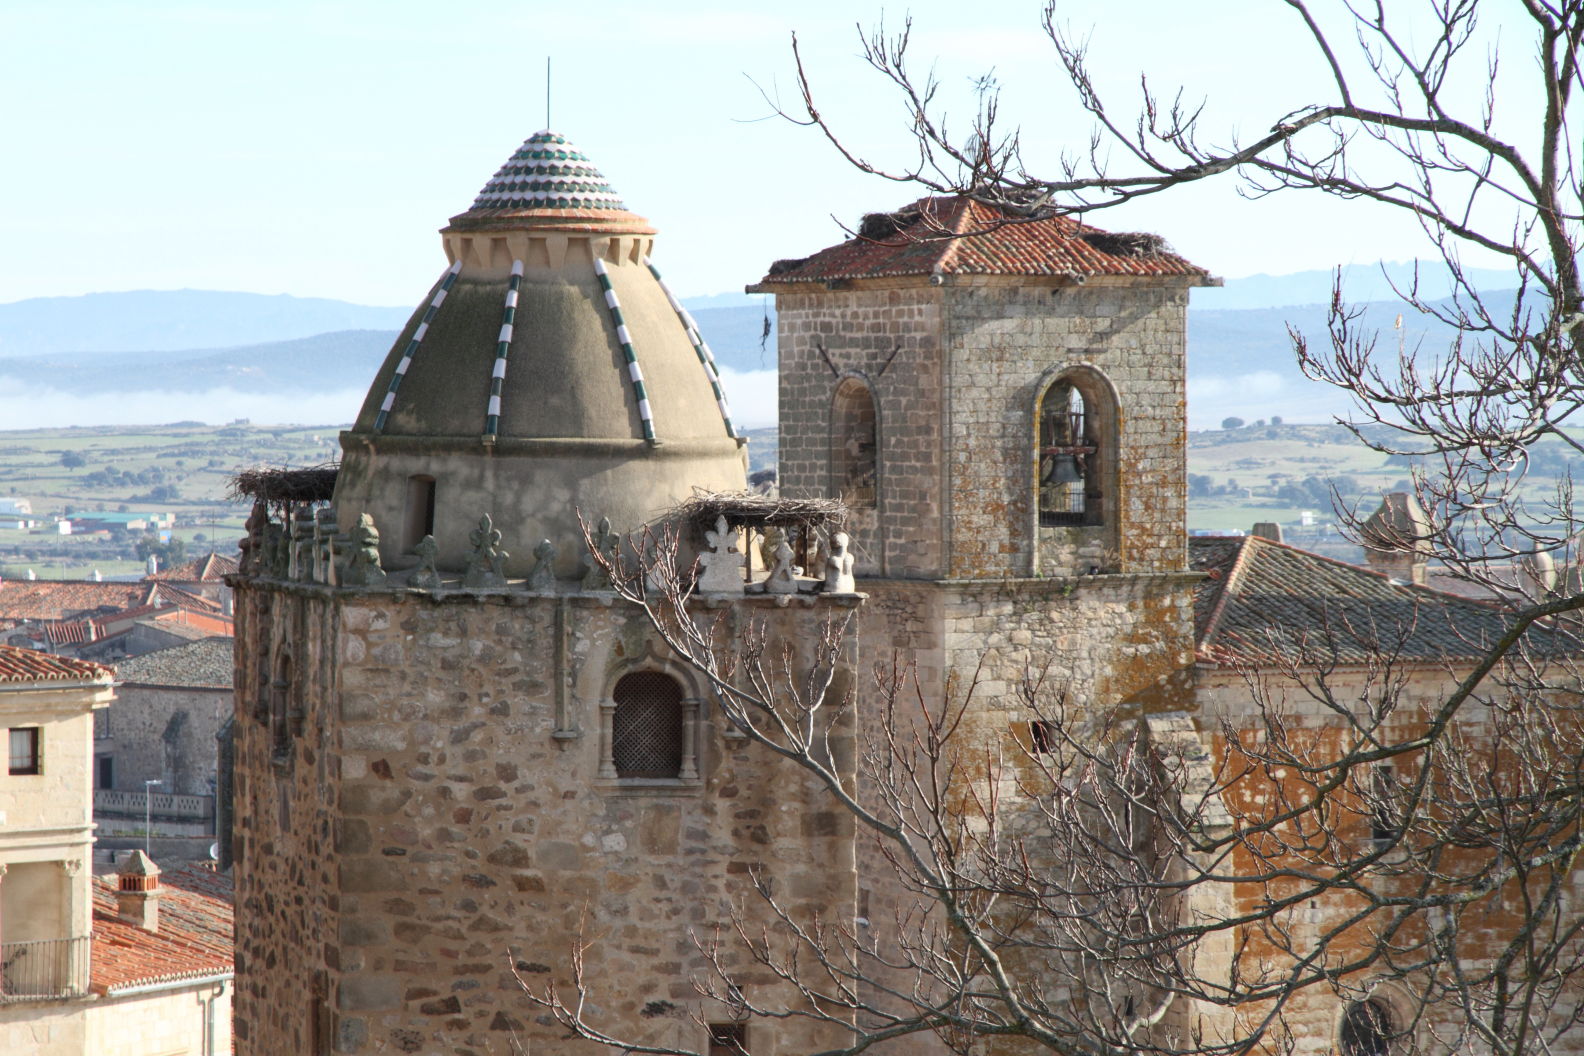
xmin=774 ymin=278 xmax=1192 ymax=585
xmin=942 ymin=279 xmax=1191 ymax=581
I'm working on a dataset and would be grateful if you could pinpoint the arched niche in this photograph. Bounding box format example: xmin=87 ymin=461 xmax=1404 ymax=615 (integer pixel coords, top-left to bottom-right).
xmin=1033 ymin=365 xmax=1120 ymax=574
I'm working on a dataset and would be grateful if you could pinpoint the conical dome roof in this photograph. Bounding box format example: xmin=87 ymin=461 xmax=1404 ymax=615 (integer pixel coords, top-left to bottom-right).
xmin=449 ymin=130 xmax=651 ymax=231
xmin=334 ymin=129 xmax=746 ymax=579
xmin=469 ymin=131 xmax=626 ymax=212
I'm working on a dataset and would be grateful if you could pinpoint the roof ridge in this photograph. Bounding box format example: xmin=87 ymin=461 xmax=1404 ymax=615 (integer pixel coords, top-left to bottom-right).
xmin=930 ymin=198 xmax=971 ymax=276
xmin=1255 ymin=533 xmax=1503 ymax=611
xmin=1197 ymin=535 xmax=1261 ymax=659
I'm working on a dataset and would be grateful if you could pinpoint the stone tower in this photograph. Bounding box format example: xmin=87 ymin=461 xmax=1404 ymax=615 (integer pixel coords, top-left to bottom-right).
xmin=751 ymin=202 xmax=1216 ymax=993
xmin=230 ymin=132 xmax=860 ymax=1056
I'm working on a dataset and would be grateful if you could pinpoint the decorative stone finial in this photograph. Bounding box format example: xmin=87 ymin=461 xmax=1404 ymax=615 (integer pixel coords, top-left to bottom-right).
xmin=463 ymin=514 xmax=509 ymax=588
xmin=289 ymin=505 xmax=317 ymax=581
xmin=241 ymin=502 xmax=268 ymax=574
xmin=313 ymin=508 xmax=339 ymax=584
xmin=823 ymin=531 xmax=857 ymax=594
xmin=528 ymin=539 xmax=557 ymax=591
xmin=765 ymin=539 xmax=798 ymax=595
xmin=410 ymin=535 xmax=441 ymax=590
xmin=582 ymin=518 xmax=621 ymax=591
xmin=341 ymin=514 xmax=388 ymax=587
xmin=697 ymin=515 xmax=745 ymax=595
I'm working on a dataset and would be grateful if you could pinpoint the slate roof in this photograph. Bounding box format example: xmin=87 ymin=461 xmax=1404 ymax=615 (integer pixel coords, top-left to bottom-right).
xmin=1189 ymin=535 xmax=1529 ymax=666
xmin=752 ymin=197 xmax=1212 ymax=287
xmin=0 ymin=644 xmax=111 ymax=683
xmin=115 ymin=637 xmax=234 ymax=689
xmin=146 ymin=552 xmax=239 ymax=583
xmin=90 ymin=864 xmax=233 ymax=994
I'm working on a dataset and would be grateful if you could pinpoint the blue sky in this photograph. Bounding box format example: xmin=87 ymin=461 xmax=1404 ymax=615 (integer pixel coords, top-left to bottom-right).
xmin=1 ymin=0 xmax=1523 ymax=310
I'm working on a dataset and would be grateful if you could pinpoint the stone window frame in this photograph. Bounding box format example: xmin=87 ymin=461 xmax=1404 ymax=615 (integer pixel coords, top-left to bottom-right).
xmin=1031 ymin=362 xmax=1122 ymax=571
xmin=830 ymin=374 xmax=881 ymax=511
xmin=1336 ymin=985 xmax=1411 ymax=1056
xmin=1034 ymin=363 xmax=1117 ymax=527
xmin=595 ymin=658 xmax=705 ymax=793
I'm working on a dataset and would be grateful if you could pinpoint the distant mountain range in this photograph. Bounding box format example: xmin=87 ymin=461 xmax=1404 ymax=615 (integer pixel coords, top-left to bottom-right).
xmin=0 ymin=266 xmax=1530 ymax=427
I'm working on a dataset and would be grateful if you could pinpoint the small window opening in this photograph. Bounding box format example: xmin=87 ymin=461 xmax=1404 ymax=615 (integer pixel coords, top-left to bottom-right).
xmin=708 ymin=1022 xmax=748 ymax=1056
xmin=1370 ymin=766 xmax=1399 ymax=847
xmin=612 ymin=672 xmax=684 ymax=779
xmin=8 ymin=727 xmax=41 ymax=775
xmin=1340 ymin=998 xmax=1393 ymax=1056
xmin=832 ymin=379 xmax=878 ymax=509
xmin=1039 ymin=381 xmax=1100 ymax=526
xmin=97 ymin=755 xmax=114 ymax=789
xmin=270 ymin=653 xmax=294 ymax=762
xmin=1029 ymin=720 xmax=1057 ymax=754
xmin=404 ymin=475 xmax=437 ymax=551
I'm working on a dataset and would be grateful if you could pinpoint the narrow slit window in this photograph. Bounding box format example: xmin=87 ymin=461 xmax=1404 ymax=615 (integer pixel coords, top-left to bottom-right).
xmin=404 ymin=475 xmax=437 ymax=551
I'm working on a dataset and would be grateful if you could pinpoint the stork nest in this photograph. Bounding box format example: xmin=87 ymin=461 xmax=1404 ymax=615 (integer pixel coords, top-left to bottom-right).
xmin=673 ymin=489 xmax=847 ymax=532
xmin=1079 ymin=230 xmax=1172 ymax=258
xmin=230 ymin=464 xmax=339 ymax=512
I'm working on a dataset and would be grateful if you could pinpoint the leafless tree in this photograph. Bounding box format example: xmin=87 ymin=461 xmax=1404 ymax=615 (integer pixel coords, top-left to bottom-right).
xmin=520 ymin=6 xmax=1584 ymax=1054
xmin=508 ymin=516 xmax=1584 ymax=1056
xmin=783 ymin=2 xmax=1583 ymax=601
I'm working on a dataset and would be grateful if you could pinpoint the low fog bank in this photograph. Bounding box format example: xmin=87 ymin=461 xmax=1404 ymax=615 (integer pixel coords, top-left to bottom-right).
xmin=0 ymin=381 xmax=368 ymax=430
xmin=1 ymin=369 xmax=1334 ymax=436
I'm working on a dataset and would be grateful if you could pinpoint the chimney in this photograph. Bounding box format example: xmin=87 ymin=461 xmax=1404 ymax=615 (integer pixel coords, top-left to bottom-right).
xmin=1362 ymin=492 xmax=1433 ymax=586
xmin=116 ymin=850 xmax=162 ymax=933
xmin=1250 ymin=522 xmax=1283 ymax=543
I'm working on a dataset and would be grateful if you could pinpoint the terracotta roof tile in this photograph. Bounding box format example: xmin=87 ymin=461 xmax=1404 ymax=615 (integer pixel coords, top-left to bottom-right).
xmin=0 ymin=580 xmax=155 ymax=621
xmin=90 ymin=865 xmax=233 ymax=994
xmin=0 ymin=644 xmax=111 ymax=683
xmin=1189 ymin=536 xmax=1530 ymax=666
xmin=753 ymin=197 xmax=1211 ymax=286
xmin=146 ymin=552 xmax=240 ymax=583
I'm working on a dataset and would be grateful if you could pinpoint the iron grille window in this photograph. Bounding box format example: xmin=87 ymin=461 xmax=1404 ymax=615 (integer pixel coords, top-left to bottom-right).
xmin=612 ymin=672 xmax=684 ymax=779
xmin=8 ymin=727 xmax=41 ymax=775
xmin=708 ymin=1022 xmax=748 ymax=1056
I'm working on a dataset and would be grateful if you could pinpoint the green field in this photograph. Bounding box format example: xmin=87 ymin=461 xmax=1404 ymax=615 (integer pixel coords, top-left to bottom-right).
xmin=0 ymin=419 xmax=1568 ymax=578
xmin=0 ymin=421 xmax=339 ymax=578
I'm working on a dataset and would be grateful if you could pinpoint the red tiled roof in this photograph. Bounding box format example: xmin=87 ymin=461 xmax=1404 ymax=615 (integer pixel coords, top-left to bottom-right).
xmin=1189 ymin=535 xmax=1527 ymax=667
xmin=0 ymin=580 xmax=155 ymax=622
xmin=90 ymin=865 xmax=233 ymax=994
xmin=44 ymin=620 xmax=96 ymax=646
xmin=146 ymin=552 xmax=240 ymax=583
xmin=752 ymin=197 xmax=1211 ymax=286
xmin=0 ymin=644 xmax=112 ymax=683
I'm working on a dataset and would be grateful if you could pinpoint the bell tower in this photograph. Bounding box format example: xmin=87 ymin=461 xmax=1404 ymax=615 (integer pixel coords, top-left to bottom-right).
xmin=753 ymin=199 xmax=1215 ymax=581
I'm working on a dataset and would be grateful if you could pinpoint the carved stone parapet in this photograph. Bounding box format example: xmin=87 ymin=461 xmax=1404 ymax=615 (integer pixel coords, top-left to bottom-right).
xmin=341 ymin=513 xmax=388 ymax=588
xmin=528 ymin=539 xmax=557 ymax=591
xmin=582 ymin=518 xmax=619 ymax=592
xmin=463 ymin=514 xmax=508 ymax=588
xmin=409 ymin=535 xmax=441 ymax=590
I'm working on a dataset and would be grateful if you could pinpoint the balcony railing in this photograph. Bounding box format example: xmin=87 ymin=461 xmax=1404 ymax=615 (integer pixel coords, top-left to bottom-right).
xmin=94 ymin=788 xmax=213 ymax=821
xmin=0 ymin=936 xmax=90 ymax=1002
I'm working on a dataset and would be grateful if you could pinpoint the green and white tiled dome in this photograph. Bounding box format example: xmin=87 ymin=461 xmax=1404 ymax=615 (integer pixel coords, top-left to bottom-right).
xmin=469 ymin=130 xmax=627 ymax=212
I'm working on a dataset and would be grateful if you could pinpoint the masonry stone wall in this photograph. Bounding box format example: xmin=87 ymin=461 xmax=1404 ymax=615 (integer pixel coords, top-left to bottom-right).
xmin=942 ymin=279 xmax=1191 ymax=580
xmin=776 ymin=286 xmax=945 ymax=578
xmin=0 ymin=1002 xmax=85 ymax=1054
xmin=233 ymin=577 xmax=864 ymax=1056
xmin=99 ymin=684 xmax=229 ymax=797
